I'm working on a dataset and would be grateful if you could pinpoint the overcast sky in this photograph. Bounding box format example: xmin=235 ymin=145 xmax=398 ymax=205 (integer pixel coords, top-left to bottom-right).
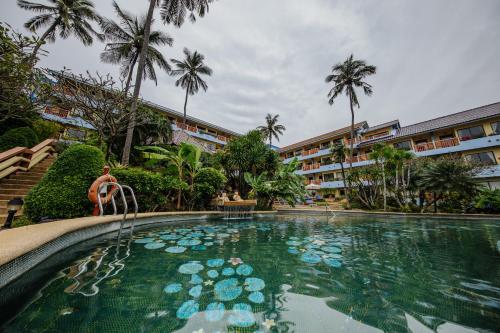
xmin=2 ymin=0 xmax=500 ymax=146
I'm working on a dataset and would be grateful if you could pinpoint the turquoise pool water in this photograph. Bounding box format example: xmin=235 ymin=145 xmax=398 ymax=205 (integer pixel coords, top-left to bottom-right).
xmin=2 ymin=215 xmax=500 ymax=332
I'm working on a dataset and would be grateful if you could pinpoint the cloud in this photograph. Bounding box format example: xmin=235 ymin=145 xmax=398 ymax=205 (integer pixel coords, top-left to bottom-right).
xmin=2 ymin=0 xmax=499 ymax=146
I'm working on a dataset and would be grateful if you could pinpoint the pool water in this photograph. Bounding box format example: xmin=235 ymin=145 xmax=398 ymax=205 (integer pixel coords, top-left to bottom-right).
xmin=2 ymin=215 xmax=500 ymax=332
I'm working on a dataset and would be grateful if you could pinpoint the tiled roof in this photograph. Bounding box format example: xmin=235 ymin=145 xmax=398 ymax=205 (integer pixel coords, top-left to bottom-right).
xmin=363 ymin=120 xmax=400 ymax=133
xmin=395 ymin=102 xmax=500 ymax=138
xmin=279 ymin=121 xmax=368 ymax=153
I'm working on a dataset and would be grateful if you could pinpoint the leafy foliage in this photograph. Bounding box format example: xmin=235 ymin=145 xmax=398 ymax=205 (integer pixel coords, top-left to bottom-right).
xmin=474 ymin=189 xmax=500 ymax=214
xmin=25 ymin=144 xmax=105 ymax=221
xmin=257 ymin=113 xmax=286 ymax=146
xmin=32 ymin=118 xmax=62 ymax=141
xmin=110 ymin=167 xmax=174 ymax=212
xmin=192 ymin=167 xmax=226 ymax=209
xmin=0 ymin=127 xmax=38 ymax=151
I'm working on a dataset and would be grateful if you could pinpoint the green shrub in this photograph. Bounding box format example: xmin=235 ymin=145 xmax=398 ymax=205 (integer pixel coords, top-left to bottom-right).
xmin=24 ymin=144 xmax=105 ymax=222
xmin=32 ymin=119 xmax=62 ymax=141
xmin=192 ymin=167 xmax=227 ymax=209
xmin=111 ymin=167 xmax=172 ymax=212
xmin=0 ymin=127 xmax=38 ymax=151
xmin=475 ymin=189 xmax=500 ymax=214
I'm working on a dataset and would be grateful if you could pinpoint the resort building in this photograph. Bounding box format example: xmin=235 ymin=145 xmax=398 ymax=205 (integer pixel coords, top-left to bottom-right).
xmin=41 ymin=71 xmax=240 ymax=153
xmin=279 ymin=102 xmax=500 ymax=197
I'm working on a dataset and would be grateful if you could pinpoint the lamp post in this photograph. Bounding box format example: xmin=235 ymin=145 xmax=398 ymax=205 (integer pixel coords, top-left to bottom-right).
xmin=3 ymin=197 xmax=24 ymax=229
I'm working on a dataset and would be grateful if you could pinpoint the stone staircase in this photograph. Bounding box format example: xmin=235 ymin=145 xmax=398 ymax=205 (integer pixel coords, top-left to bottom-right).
xmin=0 ymin=156 xmax=55 ymax=223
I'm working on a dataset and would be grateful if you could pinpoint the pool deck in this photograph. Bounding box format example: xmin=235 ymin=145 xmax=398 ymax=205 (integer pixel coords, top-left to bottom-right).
xmin=0 ymin=211 xmax=276 ymax=268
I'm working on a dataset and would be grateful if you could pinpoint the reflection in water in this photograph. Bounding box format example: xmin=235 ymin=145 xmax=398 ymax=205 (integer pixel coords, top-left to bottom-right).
xmin=63 ymin=235 xmax=133 ymax=296
xmin=3 ymin=216 xmax=500 ymax=333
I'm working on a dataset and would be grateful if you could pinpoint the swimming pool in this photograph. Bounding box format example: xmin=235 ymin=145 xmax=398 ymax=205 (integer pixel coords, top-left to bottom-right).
xmin=1 ymin=214 xmax=499 ymax=332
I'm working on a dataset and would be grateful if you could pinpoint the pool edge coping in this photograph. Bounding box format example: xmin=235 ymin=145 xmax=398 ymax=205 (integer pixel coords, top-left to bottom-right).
xmin=0 ymin=211 xmax=277 ymax=288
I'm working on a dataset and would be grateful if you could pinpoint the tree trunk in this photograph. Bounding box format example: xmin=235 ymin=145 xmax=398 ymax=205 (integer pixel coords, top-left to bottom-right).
xmin=121 ymin=0 xmax=156 ymax=166
xmin=177 ymin=189 xmax=182 ymax=210
xmin=182 ymin=84 xmax=189 ymax=124
xmin=31 ymin=20 xmax=59 ymax=62
xmin=382 ymin=162 xmax=387 ymax=211
xmin=124 ymin=54 xmax=139 ymax=94
xmin=345 ymin=90 xmax=355 ymax=209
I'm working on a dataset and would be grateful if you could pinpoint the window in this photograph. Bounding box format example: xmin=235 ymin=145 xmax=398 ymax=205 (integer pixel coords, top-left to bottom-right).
xmin=321 ymin=157 xmax=332 ymax=165
xmin=320 ymin=142 xmax=330 ymax=150
xmin=294 ymin=150 xmax=302 ymax=156
xmin=457 ymin=126 xmax=485 ymax=141
xmin=394 ymin=141 xmax=412 ymax=151
xmin=466 ymin=151 xmax=496 ymax=165
xmin=323 ymin=173 xmax=335 ymax=182
xmin=492 ymin=122 xmax=500 ymax=135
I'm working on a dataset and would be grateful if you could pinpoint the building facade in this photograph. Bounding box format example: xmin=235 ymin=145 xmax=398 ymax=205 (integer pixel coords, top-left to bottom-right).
xmin=279 ymin=102 xmax=500 ymax=197
xmin=41 ymin=72 xmax=240 ymax=153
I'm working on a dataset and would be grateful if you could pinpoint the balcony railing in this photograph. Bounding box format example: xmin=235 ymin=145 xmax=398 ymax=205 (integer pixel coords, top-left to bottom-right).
xmin=344 ymin=138 xmax=359 ymax=146
xmin=302 ymin=163 xmax=321 ymax=171
xmin=175 ymin=122 xmax=197 ymax=133
xmin=415 ymin=137 xmax=459 ymax=152
xmin=302 ymin=148 xmax=319 ymax=156
xmin=345 ymin=154 xmax=369 ymax=164
xmin=304 ymin=179 xmax=322 ymax=185
xmin=44 ymin=106 xmax=69 ymax=118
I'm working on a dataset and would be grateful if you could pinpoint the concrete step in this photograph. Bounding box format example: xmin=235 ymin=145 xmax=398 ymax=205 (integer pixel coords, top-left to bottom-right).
xmin=0 ymin=180 xmax=38 ymax=187
xmin=0 ymin=208 xmax=23 ymax=216
xmin=0 ymin=189 xmax=32 ymax=196
xmin=0 ymin=194 xmax=26 ymax=200
xmin=10 ymin=174 xmax=44 ymax=181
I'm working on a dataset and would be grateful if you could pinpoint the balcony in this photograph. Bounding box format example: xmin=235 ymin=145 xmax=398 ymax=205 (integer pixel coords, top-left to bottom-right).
xmin=305 ymin=179 xmax=322 ymax=185
xmin=345 ymin=154 xmax=369 ymax=164
xmin=172 ymin=122 xmax=229 ymax=145
xmin=44 ymin=106 xmax=69 ymax=118
xmin=302 ymin=163 xmax=321 ymax=171
xmin=414 ymin=137 xmax=459 ymax=152
xmin=302 ymin=148 xmax=319 ymax=156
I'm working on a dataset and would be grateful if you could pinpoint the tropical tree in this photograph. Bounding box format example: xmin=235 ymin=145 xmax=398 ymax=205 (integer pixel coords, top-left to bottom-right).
xmin=257 ymin=113 xmax=286 ymax=147
xmin=416 ymin=157 xmax=480 ymax=213
xmin=18 ymin=0 xmax=103 ymax=59
xmin=121 ymin=0 xmax=214 ymax=166
xmin=330 ymin=142 xmax=349 ymax=207
xmin=100 ymin=1 xmax=173 ymax=93
xmin=369 ymin=143 xmax=395 ymax=211
xmin=170 ymin=48 xmax=213 ymax=124
xmin=325 ymin=54 xmax=376 ymax=171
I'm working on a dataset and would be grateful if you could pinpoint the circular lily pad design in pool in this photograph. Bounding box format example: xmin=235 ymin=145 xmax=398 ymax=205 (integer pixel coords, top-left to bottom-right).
xmin=144 ymin=242 xmax=165 ymax=250
xmin=191 ymin=244 xmax=207 ymax=251
xmin=286 ymin=240 xmax=302 ymax=246
xmin=164 ymin=283 xmax=182 ymax=294
xmin=176 ymin=300 xmax=199 ymax=319
xmin=134 ymin=238 xmax=154 ymax=244
xmin=322 ymin=246 xmax=342 ymax=254
xmin=214 ymin=278 xmax=242 ymax=301
xmin=165 ymin=246 xmax=187 ymax=254
xmin=207 ymin=270 xmax=219 ymax=279
xmin=190 ymin=274 xmax=203 ymax=285
xmin=189 ymin=285 xmax=203 ymax=298
xmin=207 ymin=259 xmax=225 ymax=267
xmin=324 ymin=258 xmax=342 ymax=268
xmin=236 ymin=264 xmax=253 ymax=276
xmin=244 ymin=277 xmax=265 ymax=292
xmin=205 ymin=302 xmax=225 ymax=322
xmin=178 ymin=262 xmax=204 ymax=274
xmin=301 ymin=252 xmax=322 ymax=264
xmin=160 ymin=234 xmax=181 ymax=241
xmin=228 ymin=303 xmax=255 ymax=328
xmin=248 ymin=291 xmax=264 ymax=304
xmin=288 ymin=247 xmax=299 ymax=254
xmin=222 ymin=267 xmax=235 ymax=276
xmin=177 ymin=239 xmax=202 ymax=246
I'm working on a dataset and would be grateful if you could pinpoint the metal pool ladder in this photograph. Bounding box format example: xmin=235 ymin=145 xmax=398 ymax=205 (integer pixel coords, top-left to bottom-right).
xmin=97 ymin=182 xmax=138 ymax=238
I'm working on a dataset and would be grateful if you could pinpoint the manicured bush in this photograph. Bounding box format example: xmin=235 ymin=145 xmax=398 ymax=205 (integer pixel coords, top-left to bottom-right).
xmin=32 ymin=119 xmax=62 ymax=141
xmin=24 ymin=144 xmax=105 ymax=222
xmin=192 ymin=167 xmax=227 ymax=209
xmin=111 ymin=167 xmax=172 ymax=212
xmin=0 ymin=127 xmax=38 ymax=151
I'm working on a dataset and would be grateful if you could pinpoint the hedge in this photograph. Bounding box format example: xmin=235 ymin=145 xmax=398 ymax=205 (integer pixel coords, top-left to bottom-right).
xmin=25 ymin=144 xmax=104 ymax=222
xmin=32 ymin=119 xmax=62 ymax=141
xmin=111 ymin=167 xmax=172 ymax=212
xmin=192 ymin=167 xmax=226 ymax=209
xmin=0 ymin=127 xmax=38 ymax=151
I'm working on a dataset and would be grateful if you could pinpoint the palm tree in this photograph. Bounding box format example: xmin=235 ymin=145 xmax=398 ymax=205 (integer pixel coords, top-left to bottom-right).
xmin=170 ymin=48 xmax=213 ymax=124
xmin=18 ymin=0 xmax=103 ymax=59
xmin=257 ymin=113 xmax=286 ymax=147
xmin=370 ymin=143 xmax=395 ymax=211
xmin=330 ymin=142 xmax=349 ymax=207
xmin=325 ymin=54 xmax=376 ymax=171
xmin=121 ymin=0 xmax=214 ymax=166
xmin=100 ymin=1 xmax=173 ymax=93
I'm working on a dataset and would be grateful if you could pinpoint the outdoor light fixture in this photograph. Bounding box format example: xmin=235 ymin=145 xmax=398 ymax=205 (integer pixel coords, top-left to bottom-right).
xmin=3 ymin=197 xmax=24 ymax=229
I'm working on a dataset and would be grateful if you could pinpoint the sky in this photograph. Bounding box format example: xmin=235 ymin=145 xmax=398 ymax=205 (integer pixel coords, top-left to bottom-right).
xmin=1 ymin=0 xmax=500 ymax=146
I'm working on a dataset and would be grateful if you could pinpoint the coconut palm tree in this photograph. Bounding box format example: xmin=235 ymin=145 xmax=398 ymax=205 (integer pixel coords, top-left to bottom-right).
xmin=330 ymin=142 xmax=350 ymax=207
xmin=170 ymin=48 xmax=213 ymax=125
xmin=257 ymin=113 xmax=286 ymax=147
xmin=100 ymin=1 xmax=173 ymax=93
xmin=325 ymin=54 xmax=376 ymax=170
xmin=18 ymin=0 xmax=103 ymax=59
xmin=370 ymin=143 xmax=395 ymax=211
xmin=121 ymin=0 xmax=214 ymax=165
